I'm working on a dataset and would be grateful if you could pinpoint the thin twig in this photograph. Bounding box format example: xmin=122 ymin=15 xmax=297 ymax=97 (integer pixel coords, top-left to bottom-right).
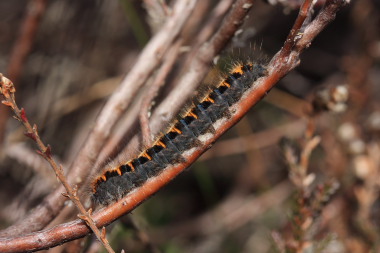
xmin=299 ymin=135 xmax=321 ymax=173
xmin=279 ymin=0 xmax=313 ymax=59
xmin=0 ymin=75 xmax=115 ymax=253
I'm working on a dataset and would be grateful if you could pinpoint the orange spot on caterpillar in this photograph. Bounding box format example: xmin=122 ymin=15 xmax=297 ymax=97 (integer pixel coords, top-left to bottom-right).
xmin=156 ymin=140 xmax=166 ymax=148
xmin=127 ymin=162 xmax=135 ymax=171
xmin=204 ymin=96 xmax=215 ymax=103
xmin=141 ymin=152 xmax=152 ymax=160
xmin=116 ymin=167 xmax=122 ymax=175
xmin=188 ymin=111 xmax=198 ymax=119
xmin=221 ymin=81 xmax=231 ymax=88
xmin=101 ymin=175 xmax=107 ymax=181
xmin=171 ymin=127 xmax=182 ymax=134
xmin=231 ymin=65 xmax=244 ymax=74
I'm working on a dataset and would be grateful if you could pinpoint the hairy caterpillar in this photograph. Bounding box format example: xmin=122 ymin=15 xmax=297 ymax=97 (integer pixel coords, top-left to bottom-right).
xmin=92 ymin=61 xmax=267 ymax=205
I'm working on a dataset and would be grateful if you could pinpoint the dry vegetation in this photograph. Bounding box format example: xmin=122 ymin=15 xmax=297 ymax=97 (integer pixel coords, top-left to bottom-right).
xmin=0 ymin=0 xmax=379 ymax=252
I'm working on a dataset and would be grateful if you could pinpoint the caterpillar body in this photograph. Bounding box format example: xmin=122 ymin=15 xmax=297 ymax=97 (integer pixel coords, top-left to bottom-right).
xmin=92 ymin=62 xmax=267 ymax=205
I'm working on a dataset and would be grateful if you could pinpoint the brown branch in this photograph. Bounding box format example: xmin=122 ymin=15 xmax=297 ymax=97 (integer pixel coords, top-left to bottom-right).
xmin=0 ymin=0 xmax=349 ymax=251
xmin=0 ymin=75 xmax=115 ymax=253
xmin=295 ymin=0 xmax=347 ymax=52
xmin=269 ymin=0 xmax=347 ymax=83
xmin=300 ymin=136 xmax=321 ymax=174
xmin=0 ymin=0 xmax=197 ymax=239
xmin=279 ymin=0 xmax=313 ymax=59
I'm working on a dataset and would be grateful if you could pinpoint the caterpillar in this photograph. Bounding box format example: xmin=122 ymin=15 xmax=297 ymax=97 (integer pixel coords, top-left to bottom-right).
xmin=92 ymin=61 xmax=267 ymax=205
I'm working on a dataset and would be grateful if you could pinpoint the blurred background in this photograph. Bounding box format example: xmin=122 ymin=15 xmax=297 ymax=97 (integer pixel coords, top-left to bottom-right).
xmin=0 ymin=0 xmax=379 ymax=252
